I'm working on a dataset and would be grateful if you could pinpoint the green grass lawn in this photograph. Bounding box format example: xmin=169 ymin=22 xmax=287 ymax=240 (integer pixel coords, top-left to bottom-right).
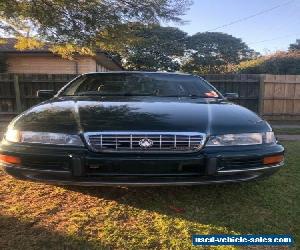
xmin=0 ymin=142 xmax=299 ymax=250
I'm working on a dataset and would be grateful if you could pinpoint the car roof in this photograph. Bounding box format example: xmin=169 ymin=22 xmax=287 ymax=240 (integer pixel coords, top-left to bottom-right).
xmin=83 ymin=71 xmax=193 ymax=76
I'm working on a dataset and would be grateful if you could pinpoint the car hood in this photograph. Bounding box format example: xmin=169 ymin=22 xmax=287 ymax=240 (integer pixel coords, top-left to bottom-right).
xmin=10 ymin=96 xmax=270 ymax=135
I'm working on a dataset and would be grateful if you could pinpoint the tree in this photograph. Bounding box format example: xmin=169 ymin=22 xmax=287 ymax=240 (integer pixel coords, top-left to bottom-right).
xmin=289 ymin=39 xmax=300 ymax=51
xmin=118 ymin=25 xmax=187 ymax=71
xmin=236 ymin=51 xmax=300 ymax=74
xmin=181 ymin=32 xmax=257 ymax=74
xmin=0 ymin=0 xmax=192 ymax=55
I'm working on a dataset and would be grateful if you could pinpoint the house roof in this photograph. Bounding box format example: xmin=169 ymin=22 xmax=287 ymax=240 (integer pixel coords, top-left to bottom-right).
xmin=0 ymin=38 xmax=123 ymax=70
xmin=0 ymin=38 xmax=51 ymax=52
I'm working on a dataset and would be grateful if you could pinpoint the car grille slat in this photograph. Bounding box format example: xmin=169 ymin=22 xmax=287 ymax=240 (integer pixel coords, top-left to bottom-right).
xmin=85 ymin=132 xmax=206 ymax=153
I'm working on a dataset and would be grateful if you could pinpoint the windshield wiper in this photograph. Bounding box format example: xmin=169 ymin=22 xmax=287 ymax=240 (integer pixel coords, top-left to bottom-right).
xmin=76 ymin=91 xmax=110 ymax=96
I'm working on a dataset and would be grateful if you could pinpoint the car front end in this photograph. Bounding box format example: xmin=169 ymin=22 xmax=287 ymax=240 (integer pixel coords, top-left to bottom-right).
xmin=0 ymin=72 xmax=284 ymax=186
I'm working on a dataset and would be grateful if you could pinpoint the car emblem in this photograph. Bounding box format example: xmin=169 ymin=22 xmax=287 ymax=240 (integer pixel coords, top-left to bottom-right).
xmin=139 ymin=138 xmax=153 ymax=148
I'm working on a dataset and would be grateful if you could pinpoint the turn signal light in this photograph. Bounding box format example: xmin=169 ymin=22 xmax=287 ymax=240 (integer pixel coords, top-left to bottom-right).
xmin=263 ymin=155 xmax=284 ymax=165
xmin=0 ymin=154 xmax=21 ymax=165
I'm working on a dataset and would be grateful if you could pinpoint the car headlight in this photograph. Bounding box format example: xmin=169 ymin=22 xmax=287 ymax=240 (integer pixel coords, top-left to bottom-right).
xmin=206 ymin=132 xmax=276 ymax=146
xmin=4 ymin=129 xmax=84 ymax=146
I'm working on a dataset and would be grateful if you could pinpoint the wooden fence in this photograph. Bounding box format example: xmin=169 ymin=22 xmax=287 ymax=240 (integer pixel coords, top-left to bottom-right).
xmin=0 ymin=73 xmax=299 ymax=122
xmin=262 ymin=75 xmax=300 ymax=121
xmin=0 ymin=74 xmax=76 ymax=121
xmin=203 ymin=74 xmax=262 ymax=114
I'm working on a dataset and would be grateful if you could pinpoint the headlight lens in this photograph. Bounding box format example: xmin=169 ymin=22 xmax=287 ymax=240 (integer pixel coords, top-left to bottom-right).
xmin=5 ymin=129 xmax=21 ymax=143
xmin=206 ymin=132 xmax=276 ymax=146
xmin=265 ymin=131 xmax=276 ymax=144
xmin=5 ymin=130 xmax=84 ymax=146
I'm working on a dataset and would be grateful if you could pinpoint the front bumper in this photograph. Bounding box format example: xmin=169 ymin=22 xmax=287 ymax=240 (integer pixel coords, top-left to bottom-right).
xmin=0 ymin=142 xmax=285 ymax=186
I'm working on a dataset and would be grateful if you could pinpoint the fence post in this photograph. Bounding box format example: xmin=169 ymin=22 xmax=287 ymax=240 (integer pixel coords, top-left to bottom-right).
xmin=13 ymin=75 xmax=22 ymax=113
xmin=258 ymin=74 xmax=265 ymax=116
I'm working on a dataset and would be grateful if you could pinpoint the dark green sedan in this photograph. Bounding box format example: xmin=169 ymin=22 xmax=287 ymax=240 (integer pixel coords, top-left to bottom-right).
xmin=0 ymin=72 xmax=284 ymax=186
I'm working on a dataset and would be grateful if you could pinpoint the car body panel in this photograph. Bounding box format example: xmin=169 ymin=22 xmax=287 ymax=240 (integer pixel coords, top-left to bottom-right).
xmin=1 ymin=142 xmax=284 ymax=186
xmin=10 ymin=96 xmax=270 ymax=135
xmin=0 ymin=72 xmax=284 ymax=186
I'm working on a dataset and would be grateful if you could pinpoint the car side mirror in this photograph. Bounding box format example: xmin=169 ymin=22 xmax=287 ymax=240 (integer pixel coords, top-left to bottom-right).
xmin=37 ymin=90 xmax=55 ymax=99
xmin=224 ymin=92 xmax=239 ymax=100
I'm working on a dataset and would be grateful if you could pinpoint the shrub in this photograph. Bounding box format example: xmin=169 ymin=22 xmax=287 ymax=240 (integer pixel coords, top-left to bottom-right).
xmin=236 ymin=51 xmax=300 ymax=74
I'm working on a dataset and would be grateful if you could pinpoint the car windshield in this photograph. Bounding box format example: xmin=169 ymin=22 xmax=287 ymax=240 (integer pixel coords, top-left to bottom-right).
xmin=61 ymin=73 xmax=221 ymax=98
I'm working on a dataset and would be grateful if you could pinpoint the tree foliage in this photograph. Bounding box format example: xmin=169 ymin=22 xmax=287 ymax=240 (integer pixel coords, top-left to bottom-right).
xmin=0 ymin=0 xmax=192 ymax=48
xmin=0 ymin=1 xmax=261 ymax=72
xmin=236 ymin=51 xmax=300 ymax=74
xmin=111 ymin=29 xmax=256 ymax=72
xmin=289 ymin=39 xmax=300 ymax=51
xmin=181 ymin=32 xmax=257 ymax=74
xmin=118 ymin=24 xmax=187 ymax=71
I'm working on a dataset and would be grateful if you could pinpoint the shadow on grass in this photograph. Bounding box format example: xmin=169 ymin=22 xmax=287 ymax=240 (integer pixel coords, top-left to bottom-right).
xmin=0 ymin=215 xmax=107 ymax=250
xmin=61 ymin=141 xmax=299 ymax=240
xmin=1 ymin=141 xmax=298 ymax=249
xmin=63 ymin=176 xmax=296 ymax=236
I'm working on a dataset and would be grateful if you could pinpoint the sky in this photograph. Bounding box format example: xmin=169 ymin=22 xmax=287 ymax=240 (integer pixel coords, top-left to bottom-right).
xmin=174 ymin=0 xmax=300 ymax=54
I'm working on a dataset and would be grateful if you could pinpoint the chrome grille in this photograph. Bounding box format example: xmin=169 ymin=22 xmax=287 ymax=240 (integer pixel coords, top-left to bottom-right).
xmin=84 ymin=132 xmax=206 ymax=153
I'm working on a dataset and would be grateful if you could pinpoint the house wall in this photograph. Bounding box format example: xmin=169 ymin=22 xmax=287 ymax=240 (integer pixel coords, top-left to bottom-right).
xmin=97 ymin=64 xmax=109 ymax=72
xmin=6 ymin=54 xmax=109 ymax=74
xmin=77 ymin=57 xmax=97 ymax=73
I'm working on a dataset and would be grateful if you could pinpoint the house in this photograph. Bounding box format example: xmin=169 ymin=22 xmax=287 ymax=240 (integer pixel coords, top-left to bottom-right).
xmin=0 ymin=38 xmax=123 ymax=74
